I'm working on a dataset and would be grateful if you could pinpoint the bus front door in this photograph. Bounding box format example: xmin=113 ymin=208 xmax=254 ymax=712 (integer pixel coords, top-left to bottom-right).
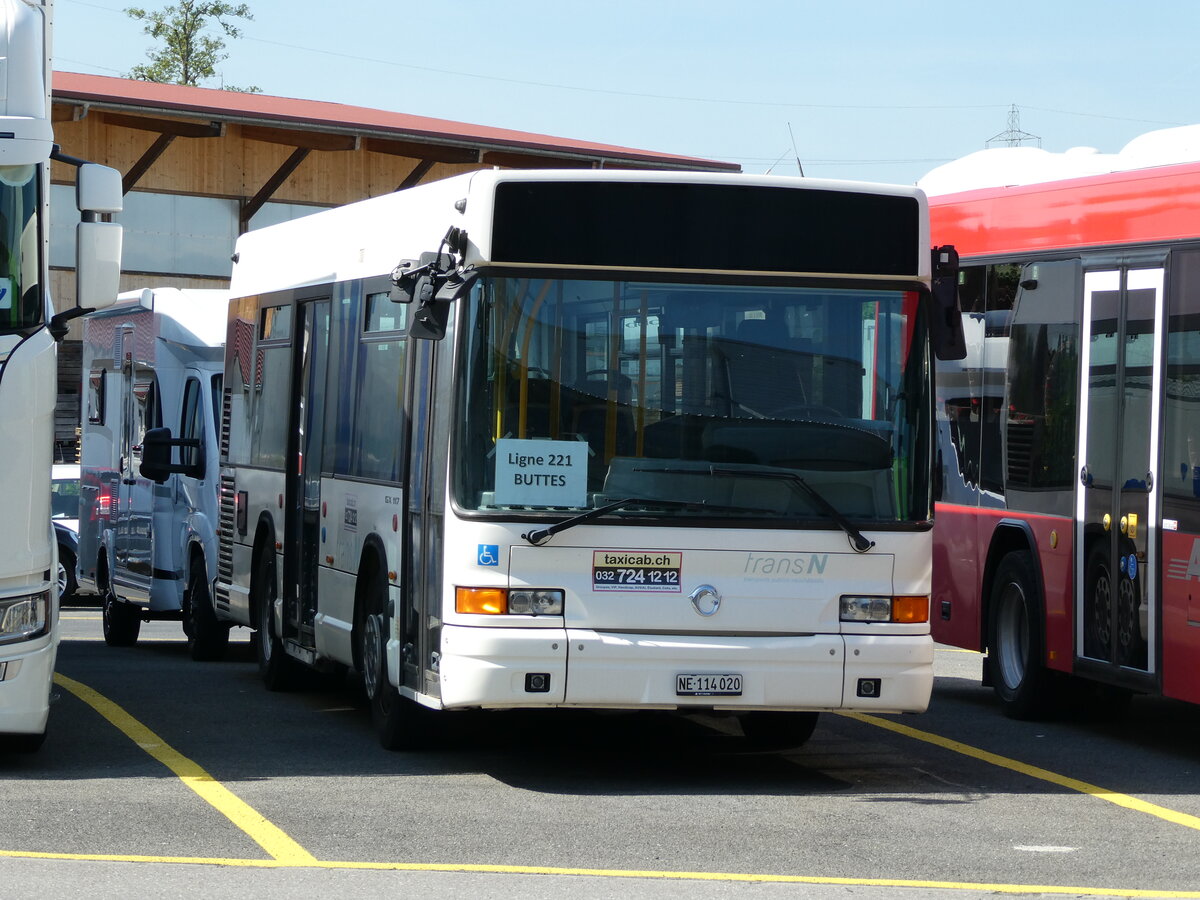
xmin=287 ymin=298 xmax=331 ymax=648
xmin=1076 ymin=268 xmax=1164 ymax=679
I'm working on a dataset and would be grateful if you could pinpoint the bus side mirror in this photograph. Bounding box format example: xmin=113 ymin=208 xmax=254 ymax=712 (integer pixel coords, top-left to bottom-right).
xmin=930 ymin=245 xmax=967 ymax=361
xmin=140 ymin=427 xmax=206 ymax=484
xmin=406 ymin=270 xmax=477 ymax=342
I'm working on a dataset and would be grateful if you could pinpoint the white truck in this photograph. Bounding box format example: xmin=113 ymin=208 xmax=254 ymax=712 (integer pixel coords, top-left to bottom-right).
xmin=0 ymin=0 xmax=122 ymax=752
xmin=78 ymin=288 xmax=229 ymax=660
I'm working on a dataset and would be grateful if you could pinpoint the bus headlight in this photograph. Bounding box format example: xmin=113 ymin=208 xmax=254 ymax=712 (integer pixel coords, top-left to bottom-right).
xmin=839 ymin=595 xmax=929 ymax=624
xmin=507 ymin=589 xmax=564 ymax=616
xmin=455 ymin=587 xmax=564 ymax=616
xmin=0 ymin=590 xmax=50 ymax=644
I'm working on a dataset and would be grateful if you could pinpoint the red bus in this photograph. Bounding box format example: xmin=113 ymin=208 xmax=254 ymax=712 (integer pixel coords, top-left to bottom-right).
xmin=930 ymin=157 xmax=1200 ymax=717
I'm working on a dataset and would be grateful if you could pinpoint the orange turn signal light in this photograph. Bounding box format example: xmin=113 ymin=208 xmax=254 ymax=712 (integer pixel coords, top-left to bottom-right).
xmin=891 ymin=595 xmax=929 ymax=624
xmin=456 ymin=587 xmax=506 ymax=615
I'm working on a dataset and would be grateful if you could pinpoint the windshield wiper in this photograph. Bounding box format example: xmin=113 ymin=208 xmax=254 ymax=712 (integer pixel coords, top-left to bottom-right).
xmin=709 ymin=465 xmax=875 ymax=553
xmin=521 ymin=497 xmax=749 ymax=546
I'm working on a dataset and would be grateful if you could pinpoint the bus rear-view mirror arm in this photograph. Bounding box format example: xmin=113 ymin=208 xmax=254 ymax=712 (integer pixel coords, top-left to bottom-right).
xmin=930 ymin=245 xmax=967 ymax=361
xmin=391 ymin=228 xmax=474 ymax=341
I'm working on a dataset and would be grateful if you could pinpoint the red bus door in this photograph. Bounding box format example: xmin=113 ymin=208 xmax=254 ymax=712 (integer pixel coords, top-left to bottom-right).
xmin=1076 ymin=268 xmax=1164 ymax=679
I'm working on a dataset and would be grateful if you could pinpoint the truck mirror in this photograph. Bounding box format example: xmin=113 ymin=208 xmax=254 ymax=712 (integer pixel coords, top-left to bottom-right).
xmin=76 ymin=221 xmax=122 ymax=311
xmin=76 ymin=163 xmax=124 ymax=215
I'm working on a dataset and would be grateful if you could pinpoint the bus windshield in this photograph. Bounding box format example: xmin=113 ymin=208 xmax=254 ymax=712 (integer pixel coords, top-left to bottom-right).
xmin=0 ymin=165 xmax=42 ymax=332
xmin=454 ymin=275 xmax=933 ymax=527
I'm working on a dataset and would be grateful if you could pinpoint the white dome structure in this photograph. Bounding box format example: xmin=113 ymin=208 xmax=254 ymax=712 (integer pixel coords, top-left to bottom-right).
xmin=919 ymin=125 xmax=1200 ymax=196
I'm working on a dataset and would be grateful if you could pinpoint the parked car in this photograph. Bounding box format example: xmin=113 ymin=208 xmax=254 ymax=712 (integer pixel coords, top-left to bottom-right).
xmin=52 ymin=464 xmax=81 ymax=601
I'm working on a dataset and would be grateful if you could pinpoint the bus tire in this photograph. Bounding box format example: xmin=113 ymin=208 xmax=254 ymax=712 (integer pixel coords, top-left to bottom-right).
xmin=185 ymin=562 xmax=229 ymax=662
xmin=360 ymin=564 xmax=423 ymax=750
xmin=739 ymin=711 xmax=819 ymax=749
xmin=1084 ymin=544 xmax=1113 ymax=661
xmin=101 ymin=583 xmax=140 ymax=647
xmin=986 ymin=549 xmax=1054 ymax=719
xmin=253 ymin=549 xmax=298 ymax=691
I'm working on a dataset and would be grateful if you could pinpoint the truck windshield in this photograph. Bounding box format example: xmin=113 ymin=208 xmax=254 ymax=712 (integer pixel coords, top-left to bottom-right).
xmin=0 ymin=165 xmax=42 ymax=332
xmin=453 ymin=275 xmax=933 ymax=527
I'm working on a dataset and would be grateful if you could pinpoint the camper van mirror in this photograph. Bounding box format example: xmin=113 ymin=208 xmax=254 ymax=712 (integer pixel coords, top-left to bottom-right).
xmin=140 ymin=427 xmax=206 ymax=484
xmin=140 ymin=428 xmax=173 ymax=484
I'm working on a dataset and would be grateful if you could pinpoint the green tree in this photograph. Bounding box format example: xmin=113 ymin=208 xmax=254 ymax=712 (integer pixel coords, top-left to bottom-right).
xmin=125 ymin=1 xmax=261 ymax=92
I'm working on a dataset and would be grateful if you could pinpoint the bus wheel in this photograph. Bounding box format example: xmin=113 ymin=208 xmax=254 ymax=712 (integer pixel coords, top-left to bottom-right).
xmin=253 ymin=550 xmax=297 ymax=691
xmin=987 ymin=550 xmax=1054 ymax=719
xmin=1084 ymin=545 xmax=1113 ymax=661
xmin=101 ymin=585 xmax=140 ymax=647
xmin=739 ymin=711 xmax=819 ymax=750
xmin=185 ymin=564 xmax=230 ymax=662
xmin=360 ymin=569 xmax=422 ymax=750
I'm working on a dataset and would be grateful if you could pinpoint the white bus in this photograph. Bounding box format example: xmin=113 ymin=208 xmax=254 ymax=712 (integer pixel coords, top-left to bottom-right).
xmin=80 ymin=288 xmax=228 ymax=658
xmin=0 ymin=0 xmax=122 ymax=751
xmin=146 ymin=170 xmax=963 ymax=749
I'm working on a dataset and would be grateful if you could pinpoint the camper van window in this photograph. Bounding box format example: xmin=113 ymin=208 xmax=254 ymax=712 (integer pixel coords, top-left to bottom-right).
xmin=180 ymin=378 xmax=203 ymax=469
xmin=211 ymin=374 xmax=223 ymax=441
xmin=87 ymin=369 xmax=105 ymax=425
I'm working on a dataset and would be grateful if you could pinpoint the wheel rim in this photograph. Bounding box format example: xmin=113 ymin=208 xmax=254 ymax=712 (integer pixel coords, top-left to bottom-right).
xmin=56 ymin=563 xmax=68 ymax=597
xmin=995 ymin=580 xmax=1029 ymax=691
xmin=1093 ymin=564 xmax=1112 ymax=650
xmin=1117 ymin=577 xmax=1137 ymax=651
xmin=362 ymin=612 xmax=383 ymax=699
xmin=258 ymin=565 xmax=275 ymax=662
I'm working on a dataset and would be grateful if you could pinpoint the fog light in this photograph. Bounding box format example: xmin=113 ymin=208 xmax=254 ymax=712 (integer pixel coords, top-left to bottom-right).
xmin=508 ymin=589 xmax=564 ymax=616
xmin=525 ymin=673 xmax=551 ymax=693
xmin=857 ymin=678 xmax=882 ymax=698
xmin=840 ymin=595 xmax=891 ymax=622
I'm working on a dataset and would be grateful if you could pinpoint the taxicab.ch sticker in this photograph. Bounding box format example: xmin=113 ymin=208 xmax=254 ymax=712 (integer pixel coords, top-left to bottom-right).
xmin=592 ymin=550 xmax=682 ymax=592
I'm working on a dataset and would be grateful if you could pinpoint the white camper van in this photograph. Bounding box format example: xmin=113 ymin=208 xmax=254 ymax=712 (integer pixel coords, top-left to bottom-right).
xmin=78 ymin=288 xmax=229 ymax=659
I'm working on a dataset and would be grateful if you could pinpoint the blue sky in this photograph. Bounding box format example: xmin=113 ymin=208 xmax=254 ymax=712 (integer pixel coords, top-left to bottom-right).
xmin=52 ymin=0 xmax=1200 ymax=185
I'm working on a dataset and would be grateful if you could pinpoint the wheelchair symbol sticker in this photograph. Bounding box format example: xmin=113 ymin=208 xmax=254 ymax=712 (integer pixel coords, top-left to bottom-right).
xmin=477 ymin=544 xmax=500 ymax=567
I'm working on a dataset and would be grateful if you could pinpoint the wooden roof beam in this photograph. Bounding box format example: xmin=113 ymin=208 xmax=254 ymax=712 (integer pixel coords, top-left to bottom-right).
xmin=241 ymin=124 xmax=358 ymax=152
xmin=122 ymin=132 xmax=176 ymax=194
xmin=362 ymin=136 xmax=479 ymax=165
xmin=396 ymin=159 xmax=435 ymax=191
xmin=480 ymin=150 xmax=597 ymax=169
xmin=240 ymin=147 xmax=311 ymax=231
xmin=102 ymin=111 xmax=225 ymax=139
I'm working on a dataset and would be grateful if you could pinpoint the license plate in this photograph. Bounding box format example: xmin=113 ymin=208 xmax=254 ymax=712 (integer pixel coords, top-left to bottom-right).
xmin=676 ymin=673 xmax=743 ymax=697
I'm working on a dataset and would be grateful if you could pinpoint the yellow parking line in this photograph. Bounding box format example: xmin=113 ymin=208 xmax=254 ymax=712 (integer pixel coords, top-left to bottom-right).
xmin=52 ymin=673 xmax=316 ymax=865
xmin=845 ymin=712 xmax=1200 ymax=831
xmin=0 ymin=851 xmax=1198 ymax=897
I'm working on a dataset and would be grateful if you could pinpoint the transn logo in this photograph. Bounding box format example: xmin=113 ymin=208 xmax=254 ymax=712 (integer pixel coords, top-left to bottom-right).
xmin=1166 ymin=538 xmax=1200 ymax=582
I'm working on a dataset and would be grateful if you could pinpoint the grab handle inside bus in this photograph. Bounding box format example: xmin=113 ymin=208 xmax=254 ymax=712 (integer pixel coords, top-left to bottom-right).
xmin=930 ymin=244 xmax=967 ymax=361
